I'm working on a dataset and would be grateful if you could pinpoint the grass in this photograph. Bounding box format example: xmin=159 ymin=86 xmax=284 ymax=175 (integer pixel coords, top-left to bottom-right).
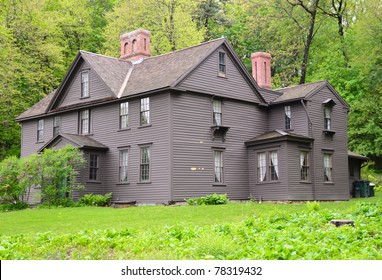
xmin=0 ymin=192 xmax=381 ymax=259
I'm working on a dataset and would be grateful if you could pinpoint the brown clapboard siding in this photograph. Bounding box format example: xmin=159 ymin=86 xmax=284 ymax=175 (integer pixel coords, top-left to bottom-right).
xmin=307 ymin=85 xmax=349 ymax=200
xmin=59 ymin=60 xmax=112 ymax=109
xmin=171 ymin=92 xmax=267 ymax=201
xmin=286 ymin=142 xmax=314 ymax=200
xmin=177 ymin=46 xmax=262 ymax=104
xmin=268 ymin=103 xmax=309 ymax=136
xmin=86 ymin=93 xmax=171 ymax=203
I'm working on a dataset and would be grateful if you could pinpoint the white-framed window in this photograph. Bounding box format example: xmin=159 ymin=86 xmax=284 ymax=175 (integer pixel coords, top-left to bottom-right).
xmin=120 ymin=102 xmax=129 ymax=129
xmin=218 ymin=52 xmax=226 ymax=76
xmin=284 ymin=106 xmax=291 ymax=130
xmin=214 ymin=150 xmax=224 ymax=183
xmin=324 ymin=153 xmax=333 ymax=182
xmin=257 ymin=152 xmax=267 ymax=182
xmin=81 ymin=72 xmax=89 ymax=98
xmin=140 ymin=146 xmax=150 ymax=182
xmin=37 ymin=119 xmax=44 ymax=142
xmin=119 ymin=149 xmax=129 ymax=183
xmin=213 ymin=99 xmax=222 ymax=126
xmin=89 ymin=154 xmax=99 ymax=181
xmin=300 ymin=151 xmax=309 ymax=181
xmin=53 ymin=116 xmax=61 ymax=137
xmin=80 ymin=109 xmax=90 ymax=134
xmin=140 ymin=97 xmax=150 ymax=126
xmin=269 ymin=151 xmax=279 ymax=181
xmin=324 ymin=106 xmax=332 ymax=130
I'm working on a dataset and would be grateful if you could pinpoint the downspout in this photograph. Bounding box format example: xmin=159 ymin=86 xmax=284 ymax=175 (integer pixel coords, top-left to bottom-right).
xmin=301 ymin=99 xmax=316 ymax=200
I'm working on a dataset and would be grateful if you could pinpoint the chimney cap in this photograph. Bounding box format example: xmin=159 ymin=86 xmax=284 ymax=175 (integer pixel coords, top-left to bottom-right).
xmin=251 ymin=52 xmax=271 ymax=59
xmin=120 ymin=29 xmax=151 ymax=40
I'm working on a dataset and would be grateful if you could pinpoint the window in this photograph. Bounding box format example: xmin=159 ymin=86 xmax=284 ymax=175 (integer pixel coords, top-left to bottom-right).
xmin=119 ymin=149 xmax=129 ymax=183
xmin=140 ymin=146 xmax=150 ymax=182
xmin=140 ymin=97 xmax=150 ymax=126
xmin=300 ymin=151 xmax=309 ymax=181
xmin=37 ymin=119 xmax=44 ymax=142
xmin=324 ymin=106 xmax=332 ymax=130
xmin=218 ymin=52 xmax=226 ymax=76
xmin=80 ymin=109 xmax=90 ymax=134
xmin=324 ymin=153 xmax=333 ymax=182
xmin=257 ymin=152 xmax=267 ymax=182
xmin=213 ymin=100 xmax=222 ymax=126
xmin=214 ymin=150 xmax=224 ymax=183
xmin=53 ymin=116 xmax=60 ymax=137
xmin=120 ymin=102 xmax=129 ymax=129
xmin=81 ymin=72 xmax=89 ymax=98
xmin=285 ymin=106 xmax=291 ymax=130
xmin=269 ymin=151 xmax=279 ymax=181
xmin=89 ymin=154 xmax=99 ymax=181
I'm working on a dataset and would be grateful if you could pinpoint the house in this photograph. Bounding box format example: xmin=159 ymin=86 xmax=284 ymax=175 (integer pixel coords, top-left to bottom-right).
xmin=16 ymin=29 xmax=367 ymax=204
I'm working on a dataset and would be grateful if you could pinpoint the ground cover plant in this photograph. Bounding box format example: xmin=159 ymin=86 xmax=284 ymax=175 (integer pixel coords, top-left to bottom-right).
xmin=0 ymin=193 xmax=381 ymax=260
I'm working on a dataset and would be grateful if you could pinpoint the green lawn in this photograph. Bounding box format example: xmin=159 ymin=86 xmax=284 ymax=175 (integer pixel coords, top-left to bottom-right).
xmin=0 ymin=193 xmax=381 ymax=260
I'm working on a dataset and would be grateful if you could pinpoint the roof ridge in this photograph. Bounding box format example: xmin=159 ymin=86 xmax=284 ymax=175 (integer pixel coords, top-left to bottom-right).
xmin=274 ymin=80 xmax=327 ymax=91
xmin=80 ymin=50 xmax=132 ymax=63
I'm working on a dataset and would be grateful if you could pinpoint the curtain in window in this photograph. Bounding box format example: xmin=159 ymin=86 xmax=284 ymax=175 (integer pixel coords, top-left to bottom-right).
xmin=284 ymin=106 xmax=291 ymax=129
xmin=324 ymin=154 xmax=332 ymax=181
xmin=213 ymin=100 xmax=222 ymax=126
xmin=119 ymin=150 xmax=128 ymax=182
xmin=258 ymin=152 xmax=266 ymax=182
xmin=324 ymin=106 xmax=331 ymax=130
xmin=270 ymin=151 xmax=278 ymax=180
xmin=214 ymin=151 xmax=223 ymax=182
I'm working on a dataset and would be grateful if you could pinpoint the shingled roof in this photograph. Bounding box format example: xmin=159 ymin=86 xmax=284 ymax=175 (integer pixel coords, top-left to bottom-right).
xmin=245 ymin=130 xmax=313 ymax=146
xmin=271 ymin=80 xmax=327 ymax=104
xmin=17 ymin=38 xmax=227 ymax=121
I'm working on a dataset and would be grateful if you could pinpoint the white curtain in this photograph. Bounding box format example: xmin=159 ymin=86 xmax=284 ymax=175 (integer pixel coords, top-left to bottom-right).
xmin=270 ymin=151 xmax=278 ymax=178
xmin=258 ymin=153 xmax=266 ymax=182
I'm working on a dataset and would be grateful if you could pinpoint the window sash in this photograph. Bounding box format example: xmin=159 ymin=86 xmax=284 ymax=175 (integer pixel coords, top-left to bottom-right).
xmin=269 ymin=151 xmax=279 ymax=181
xmin=120 ymin=102 xmax=129 ymax=129
xmin=324 ymin=154 xmax=333 ymax=182
xmin=140 ymin=147 xmax=150 ymax=181
xmin=37 ymin=119 xmax=44 ymax=141
xmin=324 ymin=106 xmax=332 ymax=130
xmin=285 ymin=106 xmax=291 ymax=129
xmin=80 ymin=110 xmax=90 ymax=134
xmin=53 ymin=116 xmax=60 ymax=137
xmin=89 ymin=154 xmax=99 ymax=181
xmin=300 ymin=151 xmax=309 ymax=181
xmin=214 ymin=150 xmax=223 ymax=183
xmin=119 ymin=149 xmax=128 ymax=182
xmin=219 ymin=52 xmax=226 ymax=74
xmin=81 ymin=72 xmax=89 ymax=97
xmin=257 ymin=152 xmax=267 ymax=182
xmin=213 ymin=100 xmax=222 ymax=126
xmin=140 ymin=98 xmax=150 ymax=126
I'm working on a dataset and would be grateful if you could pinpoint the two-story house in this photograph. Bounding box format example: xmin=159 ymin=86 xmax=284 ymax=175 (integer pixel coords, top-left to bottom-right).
xmin=16 ymin=29 xmax=367 ymax=204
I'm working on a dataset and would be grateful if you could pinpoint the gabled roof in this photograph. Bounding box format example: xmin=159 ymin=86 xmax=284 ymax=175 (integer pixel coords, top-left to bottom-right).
xmin=245 ymin=130 xmax=313 ymax=146
xmin=37 ymin=133 xmax=109 ymax=153
xmin=18 ymin=37 xmax=267 ymax=121
xmin=271 ymin=80 xmax=349 ymax=109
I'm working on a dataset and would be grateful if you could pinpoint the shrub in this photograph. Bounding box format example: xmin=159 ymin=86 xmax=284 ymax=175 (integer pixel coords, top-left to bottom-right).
xmin=185 ymin=194 xmax=229 ymax=205
xmin=0 ymin=156 xmax=23 ymax=203
xmin=0 ymin=201 xmax=29 ymax=211
xmin=80 ymin=193 xmax=112 ymax=207
xmin=306 ymin=201 xmax=320 ymax=211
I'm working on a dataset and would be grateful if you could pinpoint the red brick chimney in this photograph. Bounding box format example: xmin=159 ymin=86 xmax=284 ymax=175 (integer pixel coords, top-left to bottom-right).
xmin=251 ymin=52 xmax=271 ymax=89
xmin=120 ymin=29 xmax=151 ymax=62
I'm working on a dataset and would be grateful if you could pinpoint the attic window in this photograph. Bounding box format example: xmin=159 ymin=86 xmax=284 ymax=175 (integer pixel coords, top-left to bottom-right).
xmin=218 ymin=52 xmax=226 ymax=76
xmin=81 ymin=72 xmax=89 ymax=98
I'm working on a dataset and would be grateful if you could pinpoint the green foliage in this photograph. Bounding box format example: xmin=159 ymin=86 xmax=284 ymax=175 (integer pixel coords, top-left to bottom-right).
xmin=186 ymin=193 xmax=229 ymax=205
xmin=0 ymin=145 xmax=85 ymax=207
xmin=306 ymin=201 xmax=320 ymax=212
xmin=0 ymin=201 xmax=29 ymax=212
xmin=80 ymin=193 xmax=112 ymax=207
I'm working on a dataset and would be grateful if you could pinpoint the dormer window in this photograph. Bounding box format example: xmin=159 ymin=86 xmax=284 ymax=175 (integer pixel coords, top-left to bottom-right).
xmin=213 ymin=99 xmax=222 ymax=126
xmin=81 ymin=72 xmax=89 ymax=98
xmin=284 ymin=106 xmax=291 ymax=130
xmin=218 ymin=52 xmax=226 ymax=76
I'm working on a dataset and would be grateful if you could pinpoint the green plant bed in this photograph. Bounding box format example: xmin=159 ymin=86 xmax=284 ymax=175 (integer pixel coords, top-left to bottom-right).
xmin=0 ymin=191 xmax=381 ymax=259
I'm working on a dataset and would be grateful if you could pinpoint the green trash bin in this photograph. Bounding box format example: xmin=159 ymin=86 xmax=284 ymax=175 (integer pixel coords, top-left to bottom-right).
xmin=352 ymin=181 xmax=361 ymax=198
xmin=359 ymin=180 xmax=370 ymax=198
xmin=369 ymin=183 xmax=375 ymax=197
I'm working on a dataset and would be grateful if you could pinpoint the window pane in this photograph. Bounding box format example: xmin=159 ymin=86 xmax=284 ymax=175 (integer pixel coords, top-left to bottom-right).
xmin=120 ymin=102 xmax=129 ymax=129
xmin=214 ymin=151 xmax=223 ymax=183
xmin=285 ymin=106 xmax=291 ymax=129
xmin=324 ymin=154 xmax=332 ymax=182
xmin=140 ymin=98 xmax=150 ymax=125
xmin=81 ymin=72 xmax=89 ymax=97
xmin=37 ymin=120 xmax=44 ymax=141
xmin=89 ymin=154 xmax=99 ymax=181
xmin=270 ymin=151 xmax=278 ymax=181
xmin=257 ymin=152 xmax=267 ymax=182
xmin=219 ymin=52 xmax=226 ymax=74
xmin=300 ymin=151 xmax=309 ymax=181
xmin=80 ymin=110 xmax=89 ymax=134
xmin=140 ymin=147 xmax=150 ymax=181
xmin=119 ymin=150 xmax=128 ymax=182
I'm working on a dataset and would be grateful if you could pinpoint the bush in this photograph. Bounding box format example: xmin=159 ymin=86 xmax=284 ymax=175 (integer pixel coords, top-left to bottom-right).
xmin=0 ymin=156 xmax=23 ymax=203
xmin=186 ymin=194 xmax=229 ymax=205
xmin=0 ymin=201 xmax=29 ymax=212
xmin=80 ymin=193 xmax=112 ymax=207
